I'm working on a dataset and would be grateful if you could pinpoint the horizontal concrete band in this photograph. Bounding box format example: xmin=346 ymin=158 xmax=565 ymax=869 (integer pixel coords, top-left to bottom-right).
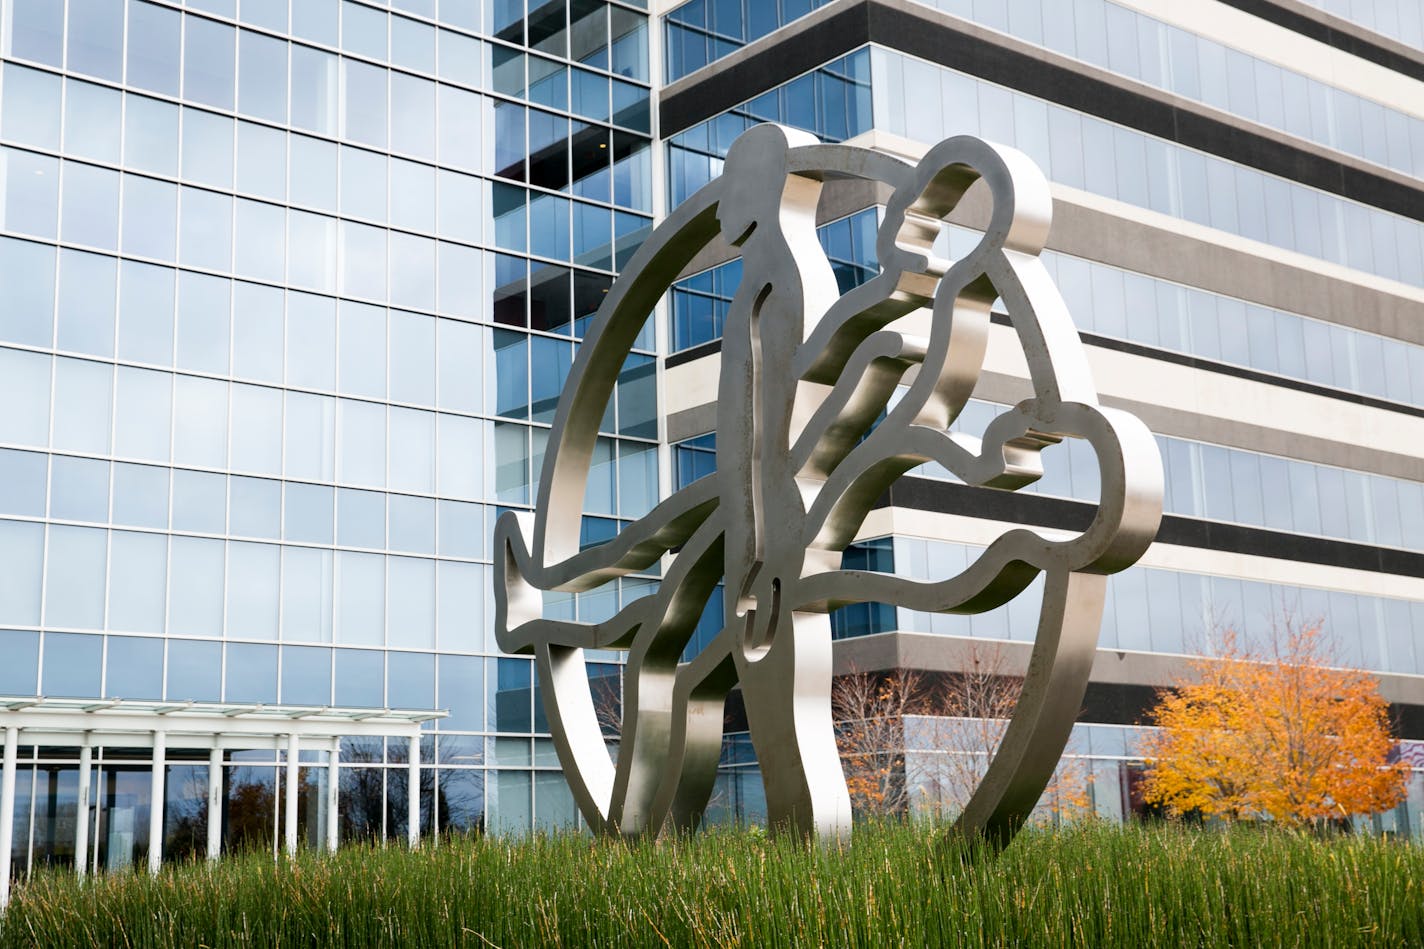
xmin=1213 ymin=0 xmax=1424 ymax=83
xmin=659 ymin=0 xmax=1424 ymax=222
xmin=830 ymin=631 xmax=1424 ymax=734
xmin=876 ymin=475 xmax=1424 ymax=579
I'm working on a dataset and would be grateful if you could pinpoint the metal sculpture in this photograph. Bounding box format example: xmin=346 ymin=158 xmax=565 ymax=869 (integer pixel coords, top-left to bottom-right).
xmin=494 ymin=124 xmax=1163 ymax=845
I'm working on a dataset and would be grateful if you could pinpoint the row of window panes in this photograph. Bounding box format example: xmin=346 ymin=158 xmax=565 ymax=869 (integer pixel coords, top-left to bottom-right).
xmin=0 ymin=523 xmax=654 ymax=651
xmin=491 ymin=420 xmax=658 ymax=517
xmin=0 ymin=448 xmax=498 ymax=554
xmin=1029 ymin=241 xmax=1424 ymax=409
xmin=672 ymin=210 xmax=1424 ymax=408
xmin=663 ymin=0 xmax=830 ymax=80
xmin=163 ymin=0 xmax=651 ymax=60
xmin=1297 ymin=0 xmax=1424 ymax=52
xmin=947 ymin=222 xmax=1424 ymax=408
xmin=870 ymin=48 xmax=1424 ymax=287
xmin=0 ymin=350 xmax=660 ymax=517
xmin=0 ymin=437 xmax=655 ymax=538
xmin=671 ymin=208 xmax=878 ymax=350
xmin=666 ymin=48 xmax=873 ymax=203
xmin=917 ymin=0 xmax=1424 ymax=179
xmin=0 ymin=641 xmax=585 ymax=757
xmin=0 ymin=238 xmax=652 ymax=402
xmin=489 ymin=0 xmax=649 ymax=74
xmin=0 ymin=64 xmax=652 ymax=221
xmin=890 ymin=536 xmax=1424 ymax=676
xmin=919 ymin=398 xmax=1424 ymax=550
xmin=0 ymin=148 xmax=650 ymax=309
xmin=491 ymin=328 xmax=656 ymax=432
xmin=0 ymin=629 xmax=489 ymax=713
xmin=0 ymin=522 xmax=492 ymax=645
xmin=1 ymin=0 xmax=651 ymax=144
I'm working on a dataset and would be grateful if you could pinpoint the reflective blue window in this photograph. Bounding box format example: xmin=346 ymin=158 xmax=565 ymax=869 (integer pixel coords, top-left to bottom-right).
xmin=105 ymin=635 xmax=164 ymax=699
xmin=42 ymin=632 xmax=102 ymax=696
xmin=226 ymin=642 xmax=278 ymax=703
xmin=334 ymin=648 xmax=384 ymax=707
xmin=167 ymin=637 xmax=221 ymax=701
xmin=281 ymin=646 xmax=332 ymax=706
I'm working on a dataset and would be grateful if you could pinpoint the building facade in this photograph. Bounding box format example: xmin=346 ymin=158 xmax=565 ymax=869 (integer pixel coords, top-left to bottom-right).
xmin=659 ymin=0 xmax=1424 ymax=829
xmin=0 ymin=0 xmax=656 ymax=877
xmin=0 ymin=0 xmax=1421 ymax=880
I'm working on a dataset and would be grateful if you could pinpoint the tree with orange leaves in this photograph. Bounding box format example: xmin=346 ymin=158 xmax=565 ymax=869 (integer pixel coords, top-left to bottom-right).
xmin=1141 ymin=620 xmax=1407 ymax=827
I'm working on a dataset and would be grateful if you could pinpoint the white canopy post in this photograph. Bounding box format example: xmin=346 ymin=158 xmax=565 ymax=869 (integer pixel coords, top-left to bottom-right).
xmin=0 ymin=726 xmax=18 ymax=909
xmin=148 ymin=730 xmax=165 ymax=875
xmin=285 ymin=734 xmax=300 ymax=857
xmin=206 ymin=747 xmax=222 ymax=860
xmin=75 ymin=736 xmax=92 ymax=879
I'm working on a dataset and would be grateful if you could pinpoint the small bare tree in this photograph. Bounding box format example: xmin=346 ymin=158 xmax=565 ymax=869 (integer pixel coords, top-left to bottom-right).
xmin=913 ymin=643 xmax=1094 ymax=825
xmin=832 ymin=667 xmax=933 ymax=818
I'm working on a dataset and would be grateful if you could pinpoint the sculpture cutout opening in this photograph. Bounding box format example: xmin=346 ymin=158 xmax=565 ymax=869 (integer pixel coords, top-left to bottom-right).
xmin=493 ymin=125 xmax=1164 ymax=846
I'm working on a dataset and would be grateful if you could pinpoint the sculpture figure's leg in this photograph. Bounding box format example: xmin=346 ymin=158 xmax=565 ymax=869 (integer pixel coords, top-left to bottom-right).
xmin=953 ymin=569 xmax=1105 ymax=845
xmin=737 ymin=610 xmax=853 ymax=839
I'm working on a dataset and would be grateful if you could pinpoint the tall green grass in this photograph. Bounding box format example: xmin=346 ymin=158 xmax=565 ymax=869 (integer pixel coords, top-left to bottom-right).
xmin=3 ymin=822 xmax=1420 ymax=947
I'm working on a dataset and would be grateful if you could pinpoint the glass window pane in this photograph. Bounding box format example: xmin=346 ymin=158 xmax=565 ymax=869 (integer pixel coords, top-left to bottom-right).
xmin=0 ymin=236 xmax=57 ymax=347
xmin=168 ymin=535 xmax=225 ymax=635
xmin=0 ymin=630 xmax=40 ymax=695
xmin=61 ymin=162 xmax=119 ymax=250
xmin=0 ymin=148 xmax=59 ymax=239
xmin=67 ymin=0 xmax=124 ymax=81
xmin=123 ymin=94 xmax=179 ymax=176
xmin=0 ymin=520 xmax=44 ymax=626
xmin=238 ymin=29 xmax=288 ymax=122
xmin=44 ymin=525 xmax=107 ymax=629
xmin=49 ymin=455 xmax=109 ymax=523
xmin=64 ymin=79 xmax=122 ymax=164
xmin=166 ymin=638 xmax=220 ymax=701
xmin=52 ymin=358 xmax=112 ymax=454
xmin=108 ymin=532 xmax=167 ymax=634
xmin=225 ymin=642 xmax=277 ymax=703
xmin=337 ymin=399 xmax=386 ymax=487
xmin=183 ymin=15 xmax=236 ymax=109
xmin=281 ymin=645 xmax=331 ymax=705
xmin=334 ymin=648 xmax=383 ymax=707
xmin=42 ymin=632 xmax=102 ymax=696
xmin=113 ymin=366 xmax=173 ymax=462
xmin=284 ymin=482 xmax=334 ymax=544
xmin=56 ymin=250 xmax=117 ymax=356
xmin=1 ymin=65 xmax=61 ymax=149
xmin=280 ymin=547 xmax=334 ymax=642
xmin=111 ymin=462 xmax=168 ymax=529
xmin=335 ymin=551 xmax=385 ymax=645
xmin=227 ymin=542 xmax=279 ymax=639
xmin=106 ymin=634 xmax=163 ymax=699
xmin=0 ymin=449 xmax=47 ymax=518
xmin=127 ymin=1 xmax=180 ymax=95
xmin=387 ymin=556 xmax=435 ymax=648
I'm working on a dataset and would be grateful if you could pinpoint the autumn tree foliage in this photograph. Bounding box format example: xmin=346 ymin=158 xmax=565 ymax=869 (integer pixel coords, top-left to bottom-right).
xmin=1141 ymin=621 xmax=1407 ymax=827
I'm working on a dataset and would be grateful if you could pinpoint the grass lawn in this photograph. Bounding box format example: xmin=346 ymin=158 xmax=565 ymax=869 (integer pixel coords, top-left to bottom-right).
xmin=2 ymin=822 xmax=1420 ymax=947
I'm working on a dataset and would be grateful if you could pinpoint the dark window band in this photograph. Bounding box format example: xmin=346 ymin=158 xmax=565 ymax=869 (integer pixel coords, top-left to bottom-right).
xmin=660 ymin=0 xmax=1424 ymax=222
xmin=875 ymin=475 xmax=1424 ymax=578
xmin=1214 ymin=0 xmax=1424 ymax=84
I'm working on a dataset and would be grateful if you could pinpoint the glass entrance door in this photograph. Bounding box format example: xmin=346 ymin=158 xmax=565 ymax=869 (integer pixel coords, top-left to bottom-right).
xmin=92 ymin=767 xmax=151 ymax=872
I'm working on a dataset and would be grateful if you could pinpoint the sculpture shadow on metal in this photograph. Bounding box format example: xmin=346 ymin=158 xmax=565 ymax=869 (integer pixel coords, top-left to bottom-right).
xmin=494 ymin=124 xmax=1163 ymax=847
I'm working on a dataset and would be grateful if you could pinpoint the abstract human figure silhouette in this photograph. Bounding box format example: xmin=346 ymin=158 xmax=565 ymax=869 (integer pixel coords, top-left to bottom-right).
xmin=494 ymin=124 xmax=1163 ymax=845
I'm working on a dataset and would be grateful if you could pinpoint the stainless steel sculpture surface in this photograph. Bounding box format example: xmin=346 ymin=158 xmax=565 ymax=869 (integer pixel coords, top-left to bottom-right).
xmin=494 ymin=125 xmax=1163 ymax=845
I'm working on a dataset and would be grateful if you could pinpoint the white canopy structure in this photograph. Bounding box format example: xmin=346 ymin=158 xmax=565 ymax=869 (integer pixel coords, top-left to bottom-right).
xmin=0 ymin=697 xmax=445 ymax=907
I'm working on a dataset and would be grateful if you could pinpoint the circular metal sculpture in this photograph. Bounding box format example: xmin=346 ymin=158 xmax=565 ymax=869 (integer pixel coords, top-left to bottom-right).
xmin=494 ymin=125 xmax=1163 ymax=845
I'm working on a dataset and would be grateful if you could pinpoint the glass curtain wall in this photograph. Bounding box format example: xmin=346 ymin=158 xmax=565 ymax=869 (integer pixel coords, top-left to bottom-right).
xmin=0 ymin=0 xmax=655 ymax=841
